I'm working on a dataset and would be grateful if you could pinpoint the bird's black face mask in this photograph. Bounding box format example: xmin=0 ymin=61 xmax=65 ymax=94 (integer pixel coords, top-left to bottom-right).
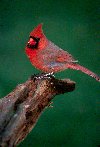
xmin=27 ymin=36 xmax=40 ymax=49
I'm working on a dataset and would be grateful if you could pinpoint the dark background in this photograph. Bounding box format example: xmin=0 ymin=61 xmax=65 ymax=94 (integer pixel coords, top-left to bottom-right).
xmin=0 ymin=0 xmax=100 ymax=147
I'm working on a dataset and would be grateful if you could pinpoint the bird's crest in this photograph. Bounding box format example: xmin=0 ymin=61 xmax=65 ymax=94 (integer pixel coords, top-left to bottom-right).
xmin=30 ymin=23 xmax=44 ymax=38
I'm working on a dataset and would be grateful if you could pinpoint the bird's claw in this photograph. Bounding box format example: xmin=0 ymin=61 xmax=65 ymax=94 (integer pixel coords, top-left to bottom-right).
xmin=43 ymin=72 xmax=55 ymax=78
xmin=31 ymin=72 xmax=55 ymax=81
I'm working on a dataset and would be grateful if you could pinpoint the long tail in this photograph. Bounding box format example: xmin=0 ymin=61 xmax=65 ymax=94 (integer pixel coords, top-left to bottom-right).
xmin=67 ymin=63 xmax=100 ymax=82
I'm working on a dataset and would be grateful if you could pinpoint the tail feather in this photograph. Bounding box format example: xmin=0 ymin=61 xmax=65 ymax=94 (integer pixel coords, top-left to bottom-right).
xmin=67 ymin=63 xmax=100 ymax=82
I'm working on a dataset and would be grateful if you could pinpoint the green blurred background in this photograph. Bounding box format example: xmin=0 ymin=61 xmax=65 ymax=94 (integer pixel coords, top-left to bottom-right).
xmin=0 ymin=0 xmax=100 ymax=146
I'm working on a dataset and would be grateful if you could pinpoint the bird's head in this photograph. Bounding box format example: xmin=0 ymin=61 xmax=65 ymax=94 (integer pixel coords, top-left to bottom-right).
xmin=26 ymin=24 xmax=48 ymax=51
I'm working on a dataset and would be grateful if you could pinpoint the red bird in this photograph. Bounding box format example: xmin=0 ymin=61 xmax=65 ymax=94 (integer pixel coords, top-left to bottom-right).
xmin=25 ymin=24 xmax=100 ymax=82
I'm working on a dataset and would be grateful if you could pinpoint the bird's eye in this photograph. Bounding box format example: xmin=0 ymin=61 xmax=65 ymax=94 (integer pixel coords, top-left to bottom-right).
xmin=27 ymin=36 xmax=40 ymax=49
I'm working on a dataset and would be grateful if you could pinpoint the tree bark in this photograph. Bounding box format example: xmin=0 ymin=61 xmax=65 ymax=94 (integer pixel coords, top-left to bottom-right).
xmin=0 ymin=73 xmax=75 ymax=147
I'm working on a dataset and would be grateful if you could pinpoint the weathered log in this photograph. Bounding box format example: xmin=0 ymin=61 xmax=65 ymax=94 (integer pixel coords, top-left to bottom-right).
xmin=0 ymin=73 xmax=75 ymax=147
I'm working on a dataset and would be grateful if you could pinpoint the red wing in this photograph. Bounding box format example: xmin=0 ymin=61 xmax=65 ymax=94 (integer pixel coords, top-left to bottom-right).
xmin=48 ymin=41 xmax=77 ymax=63
xmin=39 ymin=41 xmax=77 ymax=64
xmin=55 ymin=49 xmax=76 ymax=63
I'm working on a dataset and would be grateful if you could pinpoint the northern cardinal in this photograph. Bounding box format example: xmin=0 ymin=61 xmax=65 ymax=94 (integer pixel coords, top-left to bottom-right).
xmin=25 ymin=24 xmax=100 ymax=82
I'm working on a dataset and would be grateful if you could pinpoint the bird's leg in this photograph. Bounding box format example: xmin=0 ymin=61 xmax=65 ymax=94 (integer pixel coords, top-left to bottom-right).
xmin=31 ymin=72 xmax=55 ymax=81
